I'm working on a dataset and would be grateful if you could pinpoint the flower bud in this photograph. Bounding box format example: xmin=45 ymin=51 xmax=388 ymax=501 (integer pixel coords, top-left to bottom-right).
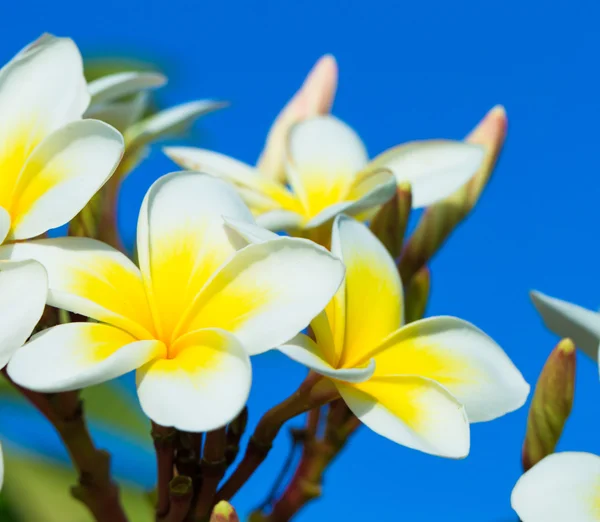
xmin=522 ymin=338 xmax=576 ymax=471
xmin=210 ymin=501 xmax=240 ymax=522
xmin=399 ymin=105 xmax=507 ymax=282
xmin=404 ymin=266 xmax=430 ymax=324
xmin=370 ymin=182 xmax=412 ymax=259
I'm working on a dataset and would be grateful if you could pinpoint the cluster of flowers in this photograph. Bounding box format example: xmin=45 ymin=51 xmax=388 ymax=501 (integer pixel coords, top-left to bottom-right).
xmin=0 ymin=33 xmax=585 ymax=522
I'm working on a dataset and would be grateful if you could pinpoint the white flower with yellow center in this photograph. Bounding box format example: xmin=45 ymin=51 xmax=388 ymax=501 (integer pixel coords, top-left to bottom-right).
xmin=0 ymin=33 xmax=124 ymax=488
xmin=512 ymin=452 xmax=600 ymax=522
xmin=226 ymin=215 xmax=529 ymax=457
xmin=0 ymin=173 xmax=345 ymax=432
xmin=164 ymin=115 xmax=485 ymax=233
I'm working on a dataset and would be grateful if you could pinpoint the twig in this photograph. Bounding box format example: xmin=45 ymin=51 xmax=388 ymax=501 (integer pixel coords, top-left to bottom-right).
xmin=216 ymin=373 xmax=336 ymax=501
xmin=152 ymin=423 xmax=177 ymax=520
xmin=194 ymin=427 xmax=228 ymax=520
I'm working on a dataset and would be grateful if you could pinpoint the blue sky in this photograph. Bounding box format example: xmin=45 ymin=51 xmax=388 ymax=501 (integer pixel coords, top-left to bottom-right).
xmin=1 ymin=1 xmax=599 ymax=520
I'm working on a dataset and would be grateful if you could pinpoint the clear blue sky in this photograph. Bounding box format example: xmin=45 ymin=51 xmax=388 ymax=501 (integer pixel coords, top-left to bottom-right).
xmin=1 ymin=1 xmax=599 ymax=520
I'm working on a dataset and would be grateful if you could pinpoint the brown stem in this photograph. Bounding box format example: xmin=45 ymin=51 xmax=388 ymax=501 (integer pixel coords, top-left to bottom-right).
xmin=225 ymin=408 xmax=248 ymax=466
xmin=194 ymin=427 xmax=228 ymax=520
xmin=216 ymin=373 xmax=335 ymax=501
xmin=1 ymin=372 xmax=128 ymax=522
xmin=263 ymin=400 xmax=360 ymax=522
xmin=163 ymin=476 xmax=194 ymax=522
xmin=153 ymin=423 xmax=177 ymax=520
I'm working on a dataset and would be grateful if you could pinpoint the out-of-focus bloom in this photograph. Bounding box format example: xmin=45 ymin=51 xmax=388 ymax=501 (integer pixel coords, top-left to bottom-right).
xmin=165 ymin=115 xmax=484 ymax=234
xmin=522 ymin=338 xmax=576 ymax=471
xmin=1 ymin=173 xmax=344 ymax=432
xmin=530 ymin=290 xmax=600 ymax=362
xmin=226 ymin=215 xmax=529 ymax=458
xmin=512 ymin=452 xmax=600 ymax=522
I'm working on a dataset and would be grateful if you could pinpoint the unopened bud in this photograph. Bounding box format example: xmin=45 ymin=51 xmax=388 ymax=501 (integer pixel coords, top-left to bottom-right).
xmin=522 ymin=338 xmax=576 ymax=471
xmin=370 ymin=182 xmax=412 ymax=259
xmin=404 ymin=266 xmax=430 ymax=324
xmin=210 ymin=501 xmax=240 ymax=522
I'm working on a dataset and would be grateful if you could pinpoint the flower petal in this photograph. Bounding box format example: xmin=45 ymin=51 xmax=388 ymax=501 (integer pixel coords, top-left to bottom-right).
xmin=279 ymin=334 xmax=374 ymax=383
xmin=0 ymin=238 xmax=155 ymax=340
xmin=223 ymin=217 xmax=280 ymax=245
xmin=511 ymin=452 xmax=600 ymax=522
xmin=0 ymin=260 xmax=47 ymax=369
xmin=303 ymin=170 xmax=396 ymax=229
xmin=137 ymin=172 xmax=254 ymax=342
xmin=361 ymin=316 xmax=529 ymax=423
xmin=256 ymin=210 xmax=305 ymax=231
xmin=136 ymin=328 xmax=250 ymax=432
xmin=286 ymin=115 xmax=368 ymax=217
xmin=7 ymin=322 xmax=165 ymax=393
xmin=369 ymin=140 xmax=485 ymax=208
xmin=0 ymin=207 xmax=10 ymax=244
xmin=530 ymin=290 xmax=600 ymax=360
xmin=332 ymin=215 xmax=403 ymax=367
xmin=86 ymin=92 xmax=149 ymax=133
xmin=163 ymin=147 xmax=299 ymax=212
xmin=337 ymin=376 xmax=469 ymax=458
xmin=87 ymin=71 xmax=166 ymax=106
xmin=9 ymin=119 xmax=124 ymax=240
xmin=125 ymin=100 xmax=227 ymax=151
xmin=176 ymin=237 xmax=345 ymax=355
xmin=0 ymin=36 xmax=89 ymax=211
xmin=257 ymin=54 xmax=338 ymax=183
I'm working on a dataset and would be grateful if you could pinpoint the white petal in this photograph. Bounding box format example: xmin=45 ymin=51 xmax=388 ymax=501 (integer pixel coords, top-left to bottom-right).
xmin=86 ymin=92 xmax=149 ymax=132
xmin=0 ymin=207 xmax=9 ymax=244
xmin=8 ymin=323 xmax=165 ymax=393
xmin=0 ymin=35 xmax=89 ymax=139
xmin=0 ymin=238 xmax=154 ymax=340
xmin=136 ymin=172 xmax=254 ymax=342
xmin=279 ymin=334 xmax=374 ymax=383
xmin=531 ymin=290 xmax=600 ymax=360
xmin=176 ymin=237 xmax=345 ymax=355
xmin=512 ymin=452 xmax=600 ymax=522
xmin=363 ymin=317 xmax=529 ymax=423
xmin=0 ymin=260 xmax=47 ymax=369
xmin=87 ymin=71 xmax=166 ymax=106
xmin=164 ymin=147 xmax=299 ymax=213
xmin=286 ymin=115 xmax=368 ymax=216
xmin=303 ymin=172 xmax=396 ymax=229
xmin=125 ymin=100 xmax=227 ymax=150
xmin=136 ymin=329 xmax=250 ymax=432
xmin=331 ymin=215 xmax=403 ymax=367
xmin=370 ymin=141 xmax=485 ymax=208
xmin=338 ymin=376 xmax=470 ymax=458
xmin=256 ymin=210 xmax=305 ymax=231
xmin=223 ymin=216 xmax=280 ymax=246
xmin=9 ymin=119 xmax=124 ymax=240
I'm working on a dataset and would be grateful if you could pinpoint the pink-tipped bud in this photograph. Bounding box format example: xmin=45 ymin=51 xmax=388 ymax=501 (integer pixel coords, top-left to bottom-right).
xmin=210 ymin=501 xmax=240 ymax=522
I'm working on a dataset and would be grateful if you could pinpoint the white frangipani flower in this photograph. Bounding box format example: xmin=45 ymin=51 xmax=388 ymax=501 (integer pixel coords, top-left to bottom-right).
xmin=0 ymin=173 xmax=345 ymax=433
xmin=512 ymin=452 xmax=600 ymax=522
xmin=164 ymin=115 xmax=485 ymax=233
xmin=226 ymin=215 xmax=529 ymax=457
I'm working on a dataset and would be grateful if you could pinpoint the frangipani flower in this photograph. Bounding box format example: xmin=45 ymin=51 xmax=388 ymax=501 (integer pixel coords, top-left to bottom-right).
xmin=530 ymin=290 xmax=600 ymax=362
xmin=227 ymin=215 xmax=529 ymax=457
xmin=0 ymin=33 xmax=124 ymax=368
xmin=164 ymin=115 xmax=485 ymax=234
xmin=0 ymin=173 xmax=345 ymax=432
xmin=512 ymin=452 xmax=600 ymax=522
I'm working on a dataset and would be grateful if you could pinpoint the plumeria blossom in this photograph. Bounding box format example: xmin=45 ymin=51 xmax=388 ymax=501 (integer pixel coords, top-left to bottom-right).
xmin=226 ymin=215 xmax=529 ymax=457
xmin=0 ymin=32 xmax=124 ymax=366
xmin=164 ymin=115 xmax=485 ymax=234
xmin=512 ymin=452 xmax=600 ymax=522
xmin=0 ymin=173 xmax=345 ymax=432
xmin=530 ymin=290 xmax=600 ymax=363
